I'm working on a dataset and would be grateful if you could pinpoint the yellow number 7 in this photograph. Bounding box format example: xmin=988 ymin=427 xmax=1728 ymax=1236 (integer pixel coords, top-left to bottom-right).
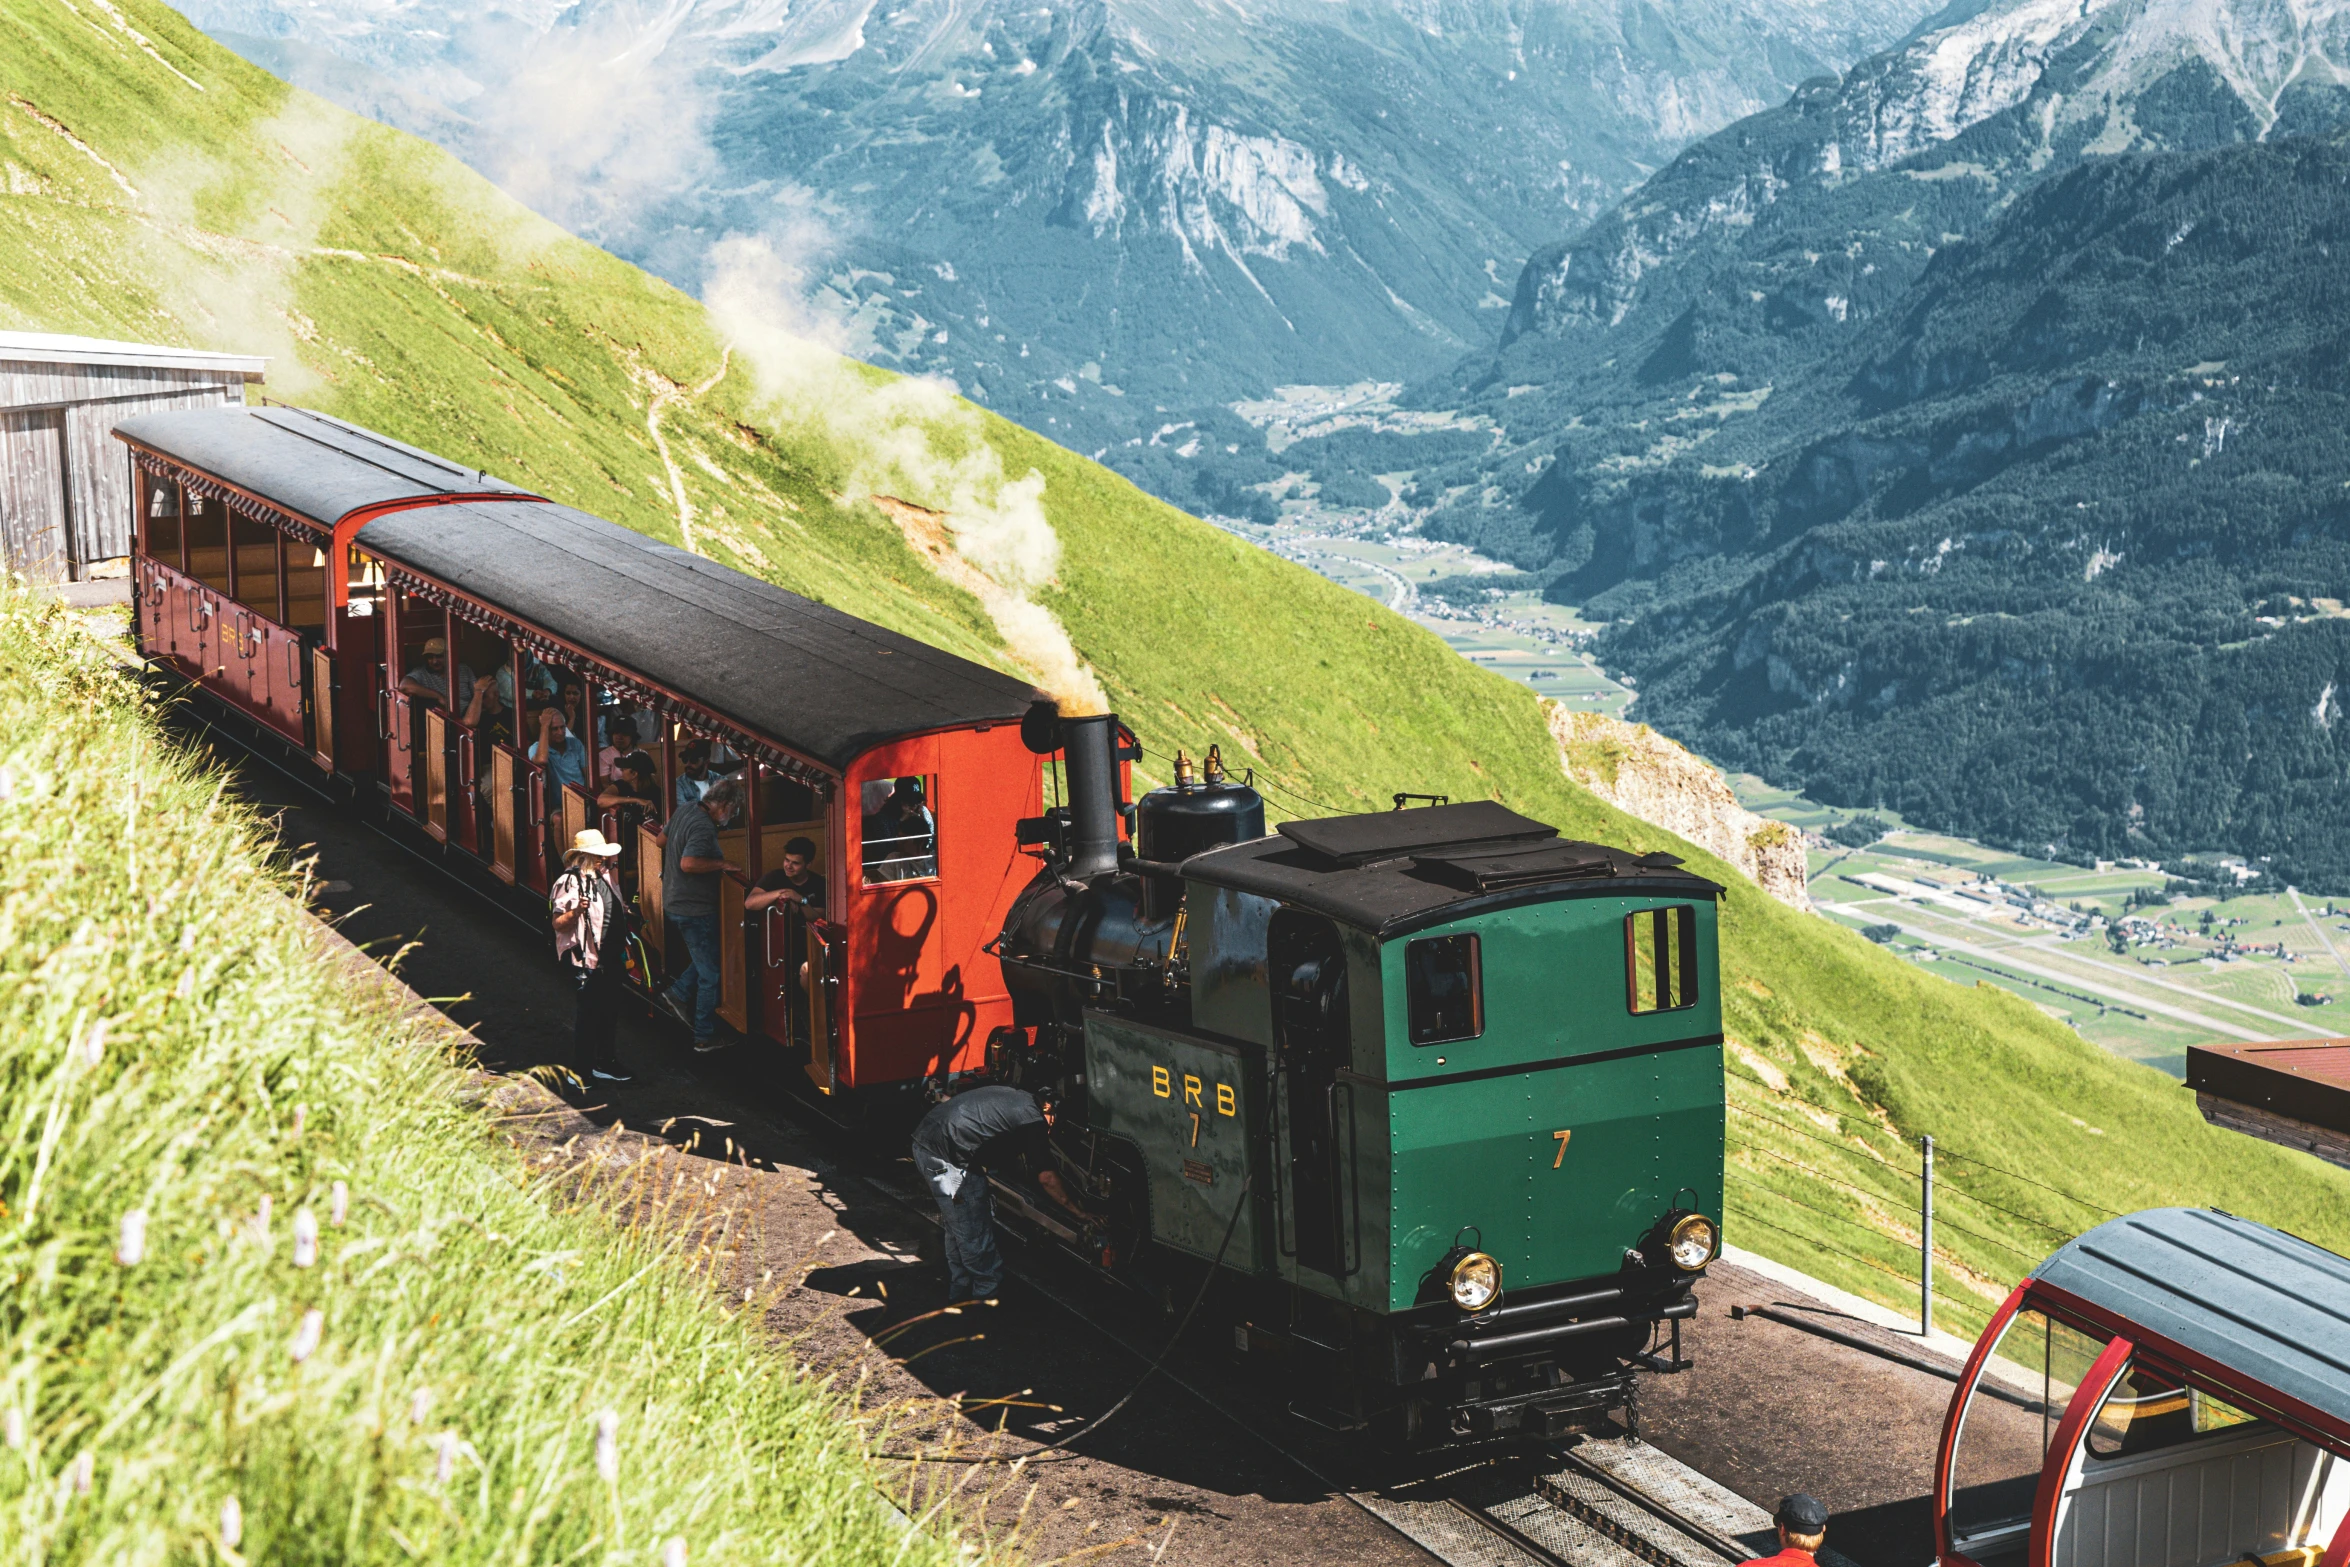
xmin=1552 ymin=1129 xmax=1572 ymax=1169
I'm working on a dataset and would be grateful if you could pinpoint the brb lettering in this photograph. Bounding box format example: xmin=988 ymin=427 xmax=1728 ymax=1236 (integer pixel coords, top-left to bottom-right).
xmin=1151 ymin=1065 xmax=1235 ymax=1147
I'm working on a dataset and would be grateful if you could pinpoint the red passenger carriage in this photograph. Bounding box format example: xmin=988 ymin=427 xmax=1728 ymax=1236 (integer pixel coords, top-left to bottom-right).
xmin=1936 ymin=1208 xmax=2350 ymax=1567
xmin=115 ymin=405 xmax=1052 ymax=1094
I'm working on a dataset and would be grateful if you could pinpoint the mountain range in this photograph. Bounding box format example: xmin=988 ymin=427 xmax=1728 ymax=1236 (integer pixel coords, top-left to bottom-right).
xmin=1397 ymin=0 xmax=2350 ymax=888
xmin=179 ymin=0 xmax=1932 ymax=521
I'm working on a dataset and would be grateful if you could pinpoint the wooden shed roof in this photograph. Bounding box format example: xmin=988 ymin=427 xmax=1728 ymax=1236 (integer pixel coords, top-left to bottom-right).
xmin=0 ymin=331 xmax=266 ymax=384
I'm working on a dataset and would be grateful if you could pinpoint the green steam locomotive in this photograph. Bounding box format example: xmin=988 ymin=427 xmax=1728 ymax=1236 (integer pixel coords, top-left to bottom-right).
xmin=991 ymin=707 xmax=1725 ymax=1443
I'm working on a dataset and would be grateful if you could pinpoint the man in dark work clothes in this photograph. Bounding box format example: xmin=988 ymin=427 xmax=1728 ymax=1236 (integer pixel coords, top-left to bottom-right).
xmin=911 ymin=1084 xmax=1099 ymax=1303
xmin=1743 ymin=1495 xmax=1831 ymax=1567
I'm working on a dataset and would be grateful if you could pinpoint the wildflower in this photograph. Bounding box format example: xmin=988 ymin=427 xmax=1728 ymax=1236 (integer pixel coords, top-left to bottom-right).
xmin=291 ymin=1104 xmax=307 ymax=1138
xmin=289 ymin=1309 xmax=322 ymax=1364
xmin=409 ymin=1387 xmax=432 ymax=1426
xmin=291 ymin=1208 xmax=317 ymax=1269
xmin=3 ymin=1409 xmax=21 ymax=1450
xmin=220 ymin=1496 xmax=243 ymax=1549
xmin=116 ymin=1208 xmax=147 ymax=1267
xmin=661 ymin=1539 xmax=688 ymax=1567
xmin=70 ymin=1018 xmax=107 ymax=1070
xmin=594 ymin=1410 xmax=619 ymax=1483
xmin=69 ymin=1451 xmax=92 ymax=1496
xmin=434 ymin=1431 xmax=457 ymax=1485
xmin=330 ymin=1181 xmax=348 ymax=1227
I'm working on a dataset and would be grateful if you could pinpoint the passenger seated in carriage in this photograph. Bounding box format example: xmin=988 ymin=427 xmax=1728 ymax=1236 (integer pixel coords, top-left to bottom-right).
xmin=399 ymin=638 xmax=473 ymax=709
xmin=746 ymin=835 xmax=825 ymax=915
xmin=529 ymin=704 xmax=589 ymax=792
xmin=596 ymin=752 xmax=660 ymax=824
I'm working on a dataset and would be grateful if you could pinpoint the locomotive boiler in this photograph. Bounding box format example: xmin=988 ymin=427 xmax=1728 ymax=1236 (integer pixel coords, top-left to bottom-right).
xmin=989 ymin=704 xmax=1727 ymax=1444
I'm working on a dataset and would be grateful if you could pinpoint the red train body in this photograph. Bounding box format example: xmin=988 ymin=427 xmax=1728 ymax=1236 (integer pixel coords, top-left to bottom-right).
xmin=116 ymin=405 xmax=1056 ymax=1094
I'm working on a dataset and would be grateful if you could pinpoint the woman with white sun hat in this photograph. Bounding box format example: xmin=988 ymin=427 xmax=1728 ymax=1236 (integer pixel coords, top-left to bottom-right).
xmin=551 ymin=827 xmax=633 ymax=1086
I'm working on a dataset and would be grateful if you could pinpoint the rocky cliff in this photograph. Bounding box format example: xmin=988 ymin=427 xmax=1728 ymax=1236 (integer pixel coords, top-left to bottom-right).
xmin=1546 ymin=705 xmax=1811 ymax=911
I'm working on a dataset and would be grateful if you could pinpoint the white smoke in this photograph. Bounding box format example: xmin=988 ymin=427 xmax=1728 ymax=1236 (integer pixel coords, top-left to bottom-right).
xmin=702 ymin=234 xmax=1107 ymax=714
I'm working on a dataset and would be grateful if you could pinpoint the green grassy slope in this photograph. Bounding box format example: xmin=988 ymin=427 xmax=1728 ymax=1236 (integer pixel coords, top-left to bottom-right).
xmin=5 ymin=0 xmax=2349 ymax=1350
xmin=0 ymin=584 xmax=948 ymax=1561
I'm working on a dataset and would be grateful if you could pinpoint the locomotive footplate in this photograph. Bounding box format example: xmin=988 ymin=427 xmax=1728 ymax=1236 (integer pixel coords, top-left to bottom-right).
xmin=1450 ymin=1366 xmax=1638 ymax=1440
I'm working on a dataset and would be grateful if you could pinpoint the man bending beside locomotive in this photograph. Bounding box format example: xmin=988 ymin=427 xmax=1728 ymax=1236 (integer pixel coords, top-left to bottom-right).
xmin=910 ymin=1084 xmax=1098 ymax=1304
xmin=661 ymin=776 xmax=742 ymax=1052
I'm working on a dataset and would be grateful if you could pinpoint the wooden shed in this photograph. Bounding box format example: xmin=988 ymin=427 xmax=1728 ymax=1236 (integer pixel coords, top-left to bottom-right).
xmin=0 ymin=332 xmax=265 ymax=583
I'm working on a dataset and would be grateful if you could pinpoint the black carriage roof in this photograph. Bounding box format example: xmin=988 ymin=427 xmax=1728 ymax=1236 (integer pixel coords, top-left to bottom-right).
xmin=1181 ymin=801 xmax=1723 ymax=937
xmin=115 ymin=405 xmax=536 ymax=521
xmin=353 ymin=500 xmax=1038 ymax=770
xmin=115 ymin=406 xmax=1039 ymax=770
xmin=2031 ymin=1207 xmax=2350 ymax=1430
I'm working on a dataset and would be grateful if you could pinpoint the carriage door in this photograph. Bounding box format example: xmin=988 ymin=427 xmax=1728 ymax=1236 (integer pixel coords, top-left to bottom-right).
xmin=422 ymin=707 xmax=451 ymax=842
xmin=1272 ymin=908 xmax=1357 ymax=1279
xmin=310 ymin=647 xmax=337 ymax=772
xmin=488 ymin=745 xmax=519 ymax=883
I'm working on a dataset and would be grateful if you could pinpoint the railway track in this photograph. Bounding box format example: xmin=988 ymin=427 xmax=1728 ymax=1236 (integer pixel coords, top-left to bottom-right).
xmin=1352 ymin=1435 xmax=1856 ymax=1567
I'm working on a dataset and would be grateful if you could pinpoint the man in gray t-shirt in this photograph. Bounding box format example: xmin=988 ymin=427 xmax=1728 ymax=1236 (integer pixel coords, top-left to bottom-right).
xmin=661 ymin=777 xmax=740 ymax=1048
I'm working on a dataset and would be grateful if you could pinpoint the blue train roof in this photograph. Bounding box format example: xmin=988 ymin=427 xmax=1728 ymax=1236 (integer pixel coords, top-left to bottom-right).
xmin=2032 ymin=1207 xmax=2350 ymax=1429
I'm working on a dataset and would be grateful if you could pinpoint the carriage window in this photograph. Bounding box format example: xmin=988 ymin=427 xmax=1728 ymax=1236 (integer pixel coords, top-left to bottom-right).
xmin=861 ymin=774 xmax=937 ymax=884
xmin=230 ymin=509 xmax=281 ymax=618
xmin=185 ymin=491 xmax=230 ymax=593
xmin=284 ymin=544 xmax=328 ymax=633
xmin=1948 ymin=1309 xmax=2112 ymax=1550
xmin=1626 ymin=905 xmax=1700 ymax=1014
xmin=142 ymin=476 xmax=182 ymax=568
xmin=346 ymin=548 xmax=384 ymax=616
xmin=1406 ymin=934 xmax=1482 ymax=1046
xmin=2087 ymin=1371 xmax=2257 ymax=1459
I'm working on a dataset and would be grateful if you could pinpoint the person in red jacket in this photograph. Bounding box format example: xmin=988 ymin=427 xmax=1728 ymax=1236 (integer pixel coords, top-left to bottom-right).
xmin=1747 ymin=1495 xmax=1829 ymax=1567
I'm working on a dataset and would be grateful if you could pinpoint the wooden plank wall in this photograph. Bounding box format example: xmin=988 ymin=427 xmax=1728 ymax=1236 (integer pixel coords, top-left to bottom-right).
xmin=0 ymin=359 xmax=250 ymax=578
xmin=0 ymin=408 xmax=69 ymax=583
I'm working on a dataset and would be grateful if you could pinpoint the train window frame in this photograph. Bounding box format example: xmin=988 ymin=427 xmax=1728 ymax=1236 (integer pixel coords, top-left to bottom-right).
xmin=860 ymin=773 xmax=939 ymax=886
xmin=1625 ymin=904 xmax=1700 ymax=1015
xmin=2085 ymin=1366 xmax=2259 ymax=1460
xmin=1404 ymin=933 xmax=1482 ymax=1047
xmin=142 ymin=475 xmax=183 ymax=570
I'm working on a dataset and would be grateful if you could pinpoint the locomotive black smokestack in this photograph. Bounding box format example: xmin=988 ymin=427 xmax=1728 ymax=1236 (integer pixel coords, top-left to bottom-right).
xmin=1060 ymin=712 xmax=1123 ymax=880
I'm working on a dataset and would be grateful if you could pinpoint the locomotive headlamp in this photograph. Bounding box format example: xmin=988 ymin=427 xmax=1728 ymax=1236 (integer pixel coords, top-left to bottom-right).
xmin=1666 ymin=1213 xmax=1718 ymax=1272
xmin=1448 ymin=1250 xmax=1503 ymax=1312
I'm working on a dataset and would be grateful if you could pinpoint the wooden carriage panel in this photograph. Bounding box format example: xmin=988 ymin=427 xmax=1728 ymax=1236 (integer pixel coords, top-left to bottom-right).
xmin=310 ymin=645 xmax=336 ymax=772
xmin=560 ymin=783 xmax=590 ymax=858
xmin=489 ymin=745 xmax=518 ymax=883
xmin=719 ymin=871 xmax=748 ymax=1033
xmin=422 ymin=707 xmax=450 ymax=842
xmin=637 ymin=820 xmax=665 ymax=970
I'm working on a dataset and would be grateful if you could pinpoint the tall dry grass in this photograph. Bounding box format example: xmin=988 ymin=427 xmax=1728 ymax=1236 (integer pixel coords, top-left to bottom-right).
xmin=0 ymin=583 xmax=954 ymax=1563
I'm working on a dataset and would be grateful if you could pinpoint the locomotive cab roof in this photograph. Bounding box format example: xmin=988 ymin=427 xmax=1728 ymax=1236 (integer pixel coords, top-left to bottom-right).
xmin=1181 ymin=800 xmax=1722 ymax=938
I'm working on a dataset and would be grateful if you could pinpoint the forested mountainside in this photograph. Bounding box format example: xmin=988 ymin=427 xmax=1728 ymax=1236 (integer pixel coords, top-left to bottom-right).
xmin=1396 ymin=0 xmax=2350 ymax=886
xmin=177 ymin=0 xmax=1932 ymax=522
xmin=13 ymin=0 xmax=2350 ymax=1343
